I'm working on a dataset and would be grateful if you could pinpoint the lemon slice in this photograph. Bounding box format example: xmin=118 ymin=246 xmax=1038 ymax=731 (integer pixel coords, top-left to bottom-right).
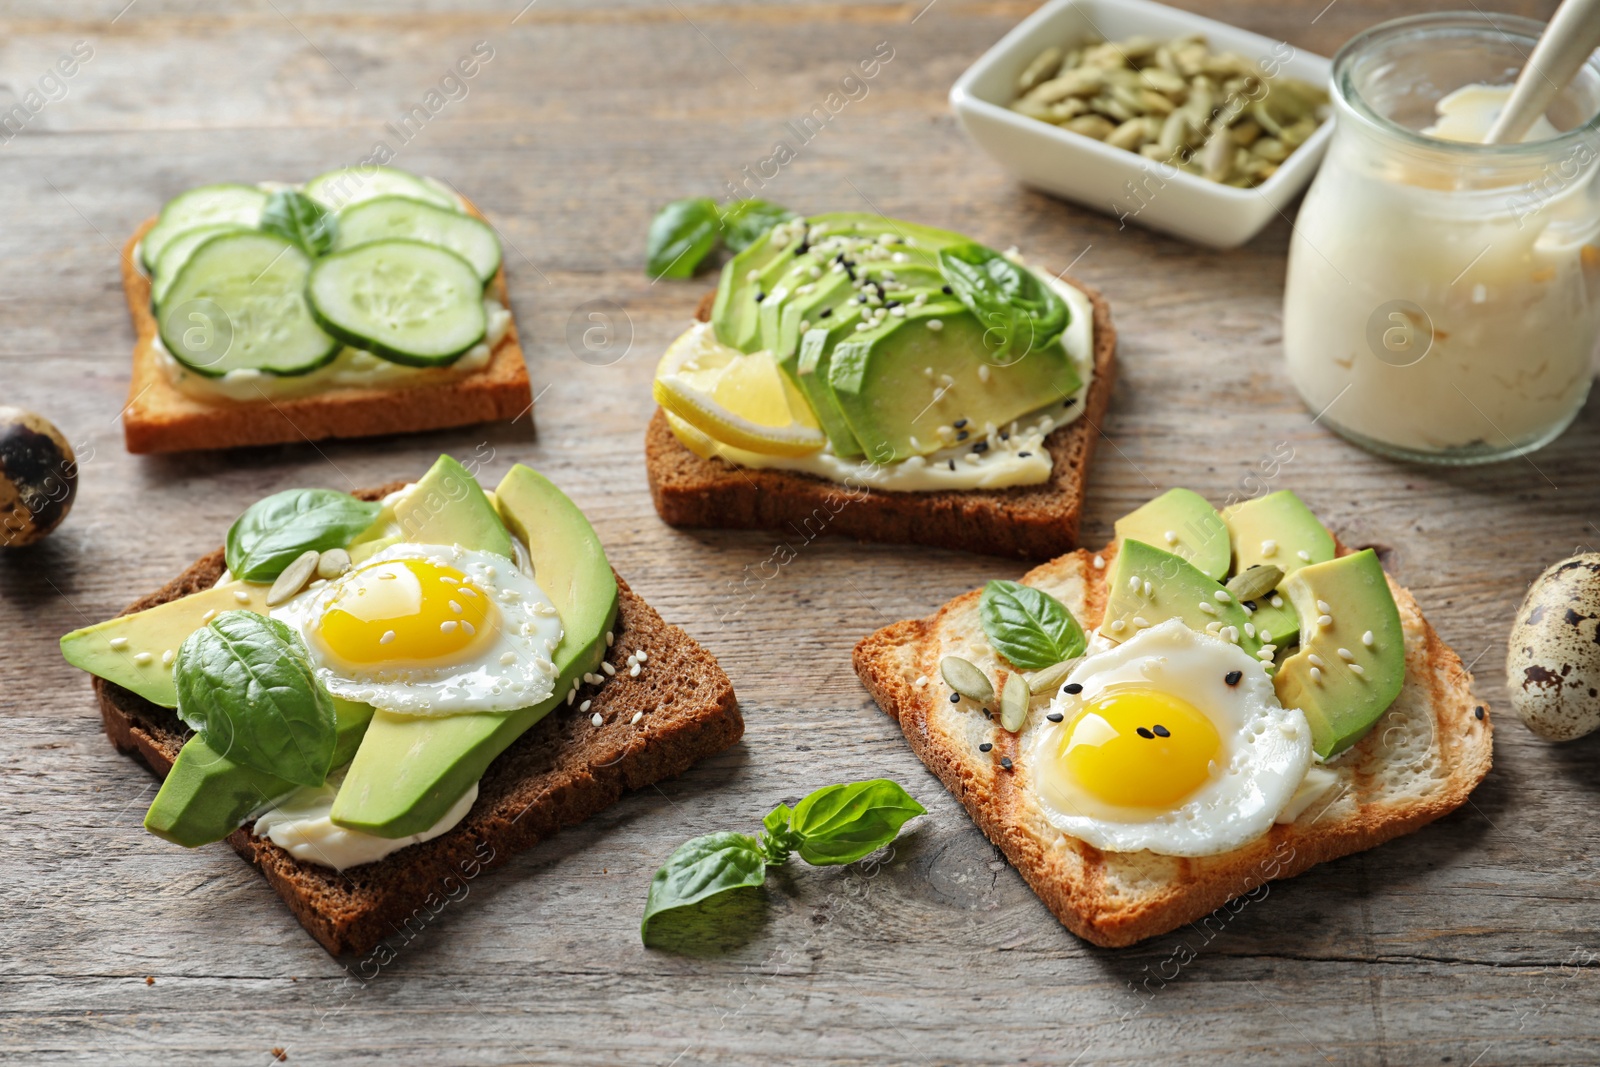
xmin=663 ymin=411 xmax=721 ymax=460
xmin=653 ymin=328 xmax=825 ymax=457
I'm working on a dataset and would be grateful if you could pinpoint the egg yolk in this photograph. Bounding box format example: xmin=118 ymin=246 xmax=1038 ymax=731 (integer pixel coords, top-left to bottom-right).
xmin=1057 ymin=686 xmax=1221 ymax=810
xmin=315 ymin=558 xmax=498 ymax=667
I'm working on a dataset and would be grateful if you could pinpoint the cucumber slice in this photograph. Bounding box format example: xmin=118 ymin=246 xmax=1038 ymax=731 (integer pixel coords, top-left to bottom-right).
xmin=150 ymin=224 xmax=251 ymax=308
xmin=335 ymin=196 xmax=502 ymax=282
xmin=306 ymin=239 xmax=486 ymax=366
xmin=140 ymin=184 xmax=268 ymax=273
xmin=158 ymin=232 xmax=339 ymax=378
xmin=303 ymin=166 xmax=457 ymax=213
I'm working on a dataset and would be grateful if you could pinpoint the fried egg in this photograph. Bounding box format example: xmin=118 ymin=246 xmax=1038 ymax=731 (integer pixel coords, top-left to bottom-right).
xmin=272 ymin=542 xmax=562 ymax=716
xmin=1026 ymin=618 xmax=1312 ymax=856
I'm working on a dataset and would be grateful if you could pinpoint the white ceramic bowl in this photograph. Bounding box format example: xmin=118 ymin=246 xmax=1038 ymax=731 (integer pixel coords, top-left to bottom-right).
xmin=949 ymin=0 xmax=1334 ymax=248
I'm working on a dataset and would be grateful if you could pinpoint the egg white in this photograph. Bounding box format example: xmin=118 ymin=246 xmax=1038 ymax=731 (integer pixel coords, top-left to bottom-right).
xmin=1025 ymin=618 xmax=1312 ymax=857
xmin=271 ymin=542 xmax=563 ymax=716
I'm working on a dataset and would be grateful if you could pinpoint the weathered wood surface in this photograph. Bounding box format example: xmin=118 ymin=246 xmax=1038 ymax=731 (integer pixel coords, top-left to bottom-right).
xmin=3 ymin=1 xmax=1597 ymax=1064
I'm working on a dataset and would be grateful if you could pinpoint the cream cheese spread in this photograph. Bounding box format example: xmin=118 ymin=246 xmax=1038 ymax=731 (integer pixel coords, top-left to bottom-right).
xmin=252 ymin=768 xmax=478 ymax=871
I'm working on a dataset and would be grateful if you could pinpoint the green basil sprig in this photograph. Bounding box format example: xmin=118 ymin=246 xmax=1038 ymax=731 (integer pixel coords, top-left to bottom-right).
xmin=644 ymin=197 xmax=795 ymax=278
xmin=641 ymin=779 xmax=924 ymax=943
xmin=174 ymin=611 xmax=337 ymax=787
xmin=225 ymin=488 xmax=381 ymax=582
xmin=980 ymin=579 xmax=1086 ymax=671
xmin=260 ymin=189 xmax=337 ymax=257
xmin=938 ymin=243 xmax=1069 ymax=365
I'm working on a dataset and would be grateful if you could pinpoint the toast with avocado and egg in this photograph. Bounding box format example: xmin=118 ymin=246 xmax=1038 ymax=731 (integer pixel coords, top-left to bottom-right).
xmin=61 ymin=456 xmax=741 ymax=955
xmin=120 ymin=167 xmax=531 ymax=454
xmin=645 ymin=213 xmax=1117 ymax=559
xmin=854 ymin=488 xmax=1492 ymax=947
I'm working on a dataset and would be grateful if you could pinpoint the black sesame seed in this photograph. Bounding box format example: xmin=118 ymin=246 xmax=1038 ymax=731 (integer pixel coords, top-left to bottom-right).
xmin=941 ymin=284 xmax=953 ymax=294
xmin=1063 ymin=397 xmax=1077 ymax=408
xmin=796 ymin=242 xmax=809 ymax=255
xmin=979 ymin=742 xmax=993 ymax=752
xmin=983 ymin=709 xmax=993 ymax=720
xmin=1153 ymin=724 xmax=1170 ymax=738
xmin=1242 ymin=600 xmax=1257 ymax=612
xmin=1064 ymin=683 xmax=1083 ymax=695
xmin=1475 ymin=705 xmax=1485 ymax=720
xmin=886 ymin=299 xmax=901 ymax=308
xmin=999 ymin=431 xmax=1010 ymax=441
xmin=1046 ymin=712 xmax=1064 ymax=723
xmin=957 ymin=431 xmax=969 ymax=441
xmin=1018 ymin=451 xmax=1032 ymax=458
xmin=1136 ymin=727 xmax=1155 ymax=739
xmin=755 ymin=292 xmax=766 ymax=303
xmin=972 ymin=441 xmax=989 ymax=454
xmin=948 ymin=459 xmax=956 ymax=471
xmin=1000 ymin=756 xmax=1013 ymax=770
xmin=1225 ymin=670 xmax=1243 ymax=686
xmin=858 ymin=294 xmax=868 ymax=303
xmin=954 ymin=418 xmax=969 ymax=428
xmin=949 ymin=692 xmax=961 ymax=703
xmin=819 ymin=307 xmax=832 ymax=319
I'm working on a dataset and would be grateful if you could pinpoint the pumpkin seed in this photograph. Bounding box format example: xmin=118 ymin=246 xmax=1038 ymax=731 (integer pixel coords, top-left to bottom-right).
xmin=317 ymin=547 xmax=352 ymax=580
xmin=1026 ymin=657 xmax=1080 ymax=695
xmin=1201 ymin=126 xmax=1233 ymax=181
xmin=1017 ymin=45 xmax=1064 ymax=93
xmin=941 ymin=656 xmax=994 ymax=704
xmin=1063 ymin=114 xmax=1116 ymax=140
xmin=1000 ymin=672 xmax=1030 ymax=732
xmin=1227 ymin=564 xmax=1285 ymax=603
xmin=267 ymin=549 xmax=321 ymax=606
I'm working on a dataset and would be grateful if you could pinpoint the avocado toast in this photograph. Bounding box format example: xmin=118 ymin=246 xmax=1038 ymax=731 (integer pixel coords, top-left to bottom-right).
xmin=854 ymin=489 xmax=1492 ymax=946
xmin=645 ymin=213 xmax=1117 ymax=559
xmin=62 ymin=457 xmax=741 ymax=954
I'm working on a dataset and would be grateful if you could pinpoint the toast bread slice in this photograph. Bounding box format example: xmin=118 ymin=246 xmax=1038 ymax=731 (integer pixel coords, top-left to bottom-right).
xmin=645 ymin=279 xmax=1117 ymax=560
xmin=119 ymin=197 xmax=533 ymax=454
xmin=853 ymin=539 xmax=1492 ymax=947
xmin=94 ymin=484 xmax=743 ymax=956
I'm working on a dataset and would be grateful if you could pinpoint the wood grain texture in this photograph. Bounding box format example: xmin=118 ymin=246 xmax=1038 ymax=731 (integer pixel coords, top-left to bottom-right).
xmin=2 ymin=1 xmax=1598 ymax=1064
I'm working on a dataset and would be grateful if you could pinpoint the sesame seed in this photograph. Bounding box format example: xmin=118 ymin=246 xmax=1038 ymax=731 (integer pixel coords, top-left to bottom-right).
xmin=1064 ymin=683 xmax=1083 ymax=695
xmin=380 ymin=630 xmax=397 ymax=645
xmin=1132 ymin=616 xmax=1151 ymax=628
xmin=134 ymin=652 xmax=153 ymax=666
xmin=461 ymin=621 xmax=475 ymax=636
xmin=1308 ymin=654 xmax=1325 ymax=668
xmin=459 ymin=587 xmax=479 ymax=598
xmin=1310 ymin=666 xmax=1323 ymax=682
xmin=1271 ymin=595 xmax=1284 ymax=608
xmin=957 ymin=431 xmax=969 ymax=441
xmin=1337 ymin=648 xmax=1355 ymax=662
xmin=1349 ymin=664 xmax=1366 ymax=677
xmin=1244 ymin=623 xmax=1256 ymax=638
xmin=1093 ymin=555 xmax=1105 ymax=569
xmin=1206 ymin=621 xmax=1222 ymax=633
xmin=440 ymin=621 xmax=458 ymax=634
xmin=754 ymin=292 xmax=766 ymax=302
xmin=979 ymin=742 xmax=993 ymax=752
xmin=580 ymin=699 xmax=592 ymax=712
xmin=1225 ymin=670 xmax=1242 ymax=686
xmin=161 ymin=649 xmax=174 ymax=667
xmin=941 ymin=284 xmax=953 ymax=294
xmin=566 ymin=691 xmax=575 ymax=706
xmin=1261 ymin=540 xmax=1277 ymax=557
xmin=632 ymin=711 xmax=644 ymax=725
xmin=1257 ymin=650 xmax=1275 ymax=661
xmin=978 ymin=365 xmax=991 ymax=383
xmin=605 ymin=631 xmax=614 ymax=647
xmin=1198 ymin=601 xmax=1218 ymax=615
xmin=948 ymin=460 xmax=956 ymax=471
xmin=1261 ymin=630 xmax=1273 ymax=644
xmin=1298 ymin=549 xmax=1313 ymax=562
xmin=972 ymin=441 xmax=989 ymax=454
xmin=637 ymin=651 xmax=648 ymax=662
xmin=1136 ymin=727 xmax=1154 ymax=739
xmin=1152 ymin=724 xmax=1170 ymax=738
xmin=927 ymin=319 xmax=943 ymax=331
xmin=1362 ymin=630 xmax=1375 ymax=648
xmin=1000 ymin=757 xmax=1013 ymax=770
xmin=203 ymin=610 xmax=218 ymax=622
xmin=1143 ymin=581 xmax=1153 ymax=597
xmin=1474 ymin=705 xmax=1485 ymax=720
xmin=501 ymin=652 xmax=516 ymax=666
xmin=109 ymin=637 xmax=129 ymax=650
xmin=602 ymin=661 xmax=616 ymax=676
xmin=591 ymin=712 xmax=603 ymax=727
xmin=950 ymin=692 xmax=961 ymax=703
xmin=449 ymin=601 xmax=463 ymax=614
xmin=233 ymin=590 xmax=250 ymax=603
xmin=1164 ymin=530 xmax=1178 ymax=545
xmin=630 ymin=664 xmax=641 ymax=677
xmin=1110 ymin=619 xmax=1126 ymax=633
xmin=1128 ymin=576 xmax=1141 ymax=593
xmin=1214 ymin=590 xmax=1231 ymax=603
xmin=1047 ymin=712 xmax=1065 ymax=722
xmin=1225 ymin=626 xmax=1239 ymax=643
xmin=914 ymin=676 xmax=928 ymax=687
xmin=820 ymin=307 xmax=832 ymax=318
xmin=440 ymin=575 xmax=458 ymax=584
xmin=1316 ymin=599 xmax=1332 ymax=614
xmin=1318 ymin=614 xmax=1334 ymax=628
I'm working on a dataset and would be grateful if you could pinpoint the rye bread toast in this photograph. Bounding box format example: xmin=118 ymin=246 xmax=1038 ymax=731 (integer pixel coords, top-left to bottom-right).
xmin=645 ymin=280 xmax=1117 ymax=560
xmin=853 ymin=538 xmax=1492 ymax=947
xmin=119 ymin=198 xmax=533 ymax=454
xmin=94 ymin=484 xmax=743 ymax=956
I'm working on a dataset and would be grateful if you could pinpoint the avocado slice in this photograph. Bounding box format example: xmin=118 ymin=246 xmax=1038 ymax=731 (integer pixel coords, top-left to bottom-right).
xmin=1223 ymin=490 xmax=1337 ymax=648
xmin=1102 ymin=539 xmax=1262 ymax=657
xmin=1114 ymin=489 xmax=1231 ymax=582
xmin=329 ymin=465 xmax=619 ymax=837
xmin=348 ymin=453 xmax=512 ymax=562
xmin=60 ymin=581 xmax=272 ymax=708
xmin=827 ymin=303 xmax=1080 ymax=463
xmin=794 ymin=318 xmax=868 ymax=457
xmin=144 ymin=698 xmax=374 ymax=848
xmin=1273 ymin=550 xmax=1405 ymax=757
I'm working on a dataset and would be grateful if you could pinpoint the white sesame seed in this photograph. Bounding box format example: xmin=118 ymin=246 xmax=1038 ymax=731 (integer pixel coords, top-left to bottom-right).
xmin=1298 ymin=549 xmax=1313 ymax=562
xmin=1164 ymin=530 xmax=1178 ymax=545
xmin=1308 ymin=654 xmax=1325 ymax=669
xmin=1316 ymin=599 xmax=1332 ymax=614
xmin=1271 ymin=595 xmax=1284 ymax=608
xmin=1362 ymin=630 xmax=1375 ymax=648
xmin=977 ymin=364 xmax=991 ymax=383
xmin=233 ymin=590 xmax=250 ymax=603
xmin=1093 ymin=555 xmax=1105 ymax=570
xmin=1318 ymin=614 xmax=1334 ymax=628
xmin=1128 ymin=576 xmax=1140 ymax=593
xmin=134 ymin=652 xmax=152 ymax=666
xmin=1258 ymin=649 xmax=1275 ymax=661
xmin=1261 ymin=540 xmax=1277 ymax=557
xmin=630 ymin=664 xmax=641 ymax=677
xmin=914 ymin=676 xmax=928 ymax=687
xmin=1143 ymin=581 xmax=1153 ymax=598
xmin=580 ymin=700 xmax=592 ymax=712
xmin=1350 ymin=664 xmax=1366 ymax=677
xmin=108 ymin=637 xmax=129 ymax=650
xmin=501 ymin=651 xmax=516 ymax=666
xmin=1244 ymin=623 xmax=1256 ymax=638
xmin=631 ymin=711 xmax=644 ymax=725
xmin=1198 ymin=601 xmax=1218 ymax=615
xmin=161 ymin=649 xmax=174 ymax=666
xmin=927 ymin=319 xmax=943 ymax=331
xmin=637 ymin=650 xmax=648 ymax=662
xmin=459 ymin=587 xmax=478 ymax=599
xmin=605 ymin=631 xmax=614 ymax=647
xmin=440 ymin=621 xmax=457 ymax=634
xmin=1214 ymin=590 xmax=1231 ymax=603
xmin=1337 ymin=647 xmax=1355 ymax=662
xmin=1260 ymin=643 xmax=1278 ymax=653
xmin=1310 ymin=666 xmax=1322 ymax=682
xmin=1132 ymin=616 xmax=1151 ymax=628
xmin=1260 ymin=630 xmax=1273 ymax=644
xmin=566 ymin=690 xmax=575 ymax=706
xmin=602 ymin=661 xmax=616 ymax=676
xmin=592 ymin=712 xmax=604 ymax=727
xmin=461 ymin=621 xmax=475 ymax=636
xmin=1225 ymin=626 xmax=1240 ymax=643
xmin=1205 ymin=621 xmax=1222 ymax=633
xmin=1110 ymin=619 xmax=1126 ymax=633
xmin=380 ymin=630 xmax=397 ymax=645
xmin=449 ymin=600 xmax=463 ymax=614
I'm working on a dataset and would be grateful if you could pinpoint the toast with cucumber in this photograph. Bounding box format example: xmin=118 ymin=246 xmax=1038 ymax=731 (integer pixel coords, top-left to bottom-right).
xmin=120 ymin=167 xmax=532 ymax=454
xmin=853 ymin=488 xmax=1492 ymax=947
xmin=644 ymin=211 xmax=1117 ymax=559
xmin=61 ymin=457 xmax=742 ymax=955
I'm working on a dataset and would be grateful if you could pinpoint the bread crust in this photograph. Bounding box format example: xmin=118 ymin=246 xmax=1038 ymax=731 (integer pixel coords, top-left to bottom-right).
xmin=93 ymin=484 xmax=743 ymax=956
xmin=853 ymin=540 xmax=1493 ymax=947
xmin=644 ymin=279 xmax=1118 ymax=559
xmin=119 ymin=198 xmax=533 ymax=454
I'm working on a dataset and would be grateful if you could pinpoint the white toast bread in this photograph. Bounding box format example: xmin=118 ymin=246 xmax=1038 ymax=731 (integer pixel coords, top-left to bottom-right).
xmin=853 ymin=539 xmax=1493 ymax=947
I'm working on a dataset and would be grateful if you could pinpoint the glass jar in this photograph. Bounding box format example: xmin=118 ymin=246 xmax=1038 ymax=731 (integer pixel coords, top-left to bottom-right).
xmin=1283 ymin=12 xmax=1600 ymax=464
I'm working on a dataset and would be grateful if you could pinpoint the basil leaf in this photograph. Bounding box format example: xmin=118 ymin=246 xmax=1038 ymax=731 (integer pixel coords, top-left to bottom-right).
xmin=980 ymin=579 xmax=1086 ymax=671
xmin=226 ymin=488 xmax=381 ymax=582
xmin=646 ymin=197 xmax=720 ymax=279
xmin=759 ymin=801 xmax=803 ymax=863
xmin=788 ymin=780 xmax=925 ymax=866
xmin=720 ymin=199 xmax=796 ymax=254
xmin=938 ymin=243 xmax=1069 ymax=365
xmin=641 ymin=831 xmax=768 ymax=943
xmin=260 ymin=189 xmax=336 ymax=257
xmin=173 ymin=611 xmax=336 ymax=787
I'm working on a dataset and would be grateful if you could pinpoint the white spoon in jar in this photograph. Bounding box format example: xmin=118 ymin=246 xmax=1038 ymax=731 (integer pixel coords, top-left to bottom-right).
xmin=1483 ymin=0 xmax=1600 ymax=144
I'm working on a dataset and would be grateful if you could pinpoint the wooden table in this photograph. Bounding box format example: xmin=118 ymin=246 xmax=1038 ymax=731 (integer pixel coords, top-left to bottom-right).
xmin=3 ymin=1 xmax=1596 ymax=1063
